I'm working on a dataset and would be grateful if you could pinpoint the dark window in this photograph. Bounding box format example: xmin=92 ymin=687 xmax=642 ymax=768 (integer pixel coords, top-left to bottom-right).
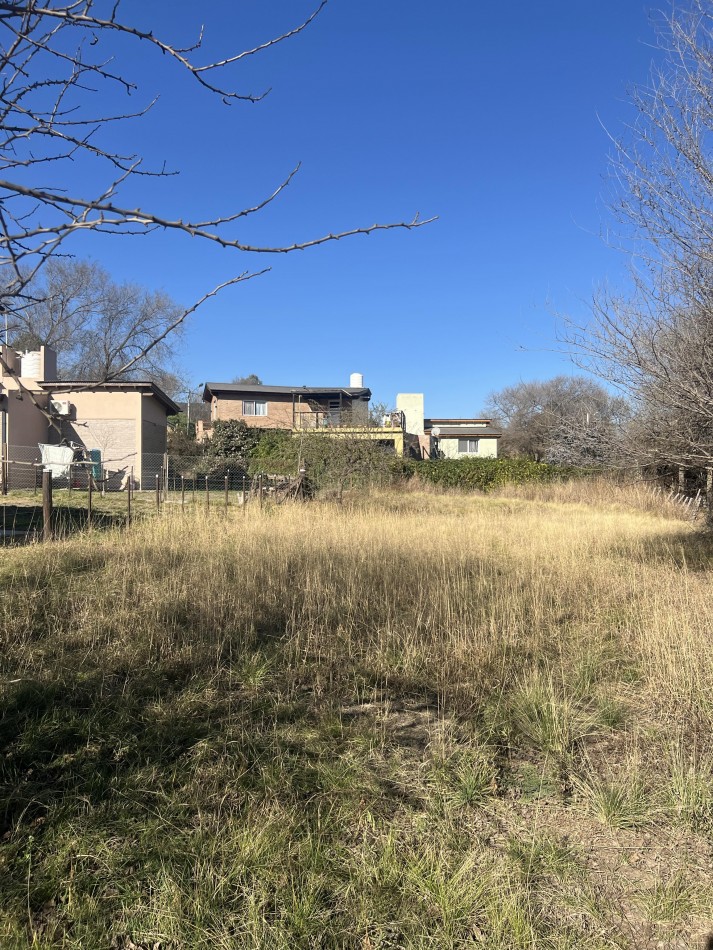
xmin=457 ymin=438 xmax=479 ymax=454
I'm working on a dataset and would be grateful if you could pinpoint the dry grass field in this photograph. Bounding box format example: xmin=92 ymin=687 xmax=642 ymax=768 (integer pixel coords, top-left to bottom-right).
xmin=1 ymin=481 xmax=713 ymax=948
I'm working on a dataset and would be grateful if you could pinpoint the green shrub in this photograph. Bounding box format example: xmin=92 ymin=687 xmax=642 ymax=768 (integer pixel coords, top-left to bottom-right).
xmin=392 ymin=457 xmax=587 ymax=492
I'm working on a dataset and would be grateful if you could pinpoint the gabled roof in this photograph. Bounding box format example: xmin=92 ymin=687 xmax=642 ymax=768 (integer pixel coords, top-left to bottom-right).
xmin=39 ymin=380 xmax=179 ymax=414
xmin=203 ymin=382 xmax=372 ymax=401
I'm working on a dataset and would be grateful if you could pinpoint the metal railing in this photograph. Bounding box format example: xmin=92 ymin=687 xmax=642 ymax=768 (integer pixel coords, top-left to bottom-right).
xmin=292 ymin=409 xmax=405 ymax=430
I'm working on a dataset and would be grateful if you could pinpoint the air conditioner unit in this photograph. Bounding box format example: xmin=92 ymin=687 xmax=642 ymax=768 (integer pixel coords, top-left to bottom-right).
xmin=50 ymin=399 xmax=72 ymax=417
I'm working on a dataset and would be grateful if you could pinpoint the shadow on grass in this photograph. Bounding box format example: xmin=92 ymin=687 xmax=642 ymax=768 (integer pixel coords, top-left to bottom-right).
xmin=0 ymin=609 xmax=448 ymax=950
xmin=0 ymin=504 xmax=127 ymax=541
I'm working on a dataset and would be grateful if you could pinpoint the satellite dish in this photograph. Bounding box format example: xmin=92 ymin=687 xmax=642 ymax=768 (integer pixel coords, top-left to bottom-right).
xmin=431 ymin=426 xmax=441 ymax=437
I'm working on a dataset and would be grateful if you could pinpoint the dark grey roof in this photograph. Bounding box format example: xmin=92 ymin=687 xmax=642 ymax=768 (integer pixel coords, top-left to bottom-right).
xmin=203 ymin=382 xmax=371 ymax=401
xmin=39 ymin=380 xmax=179 ymax=414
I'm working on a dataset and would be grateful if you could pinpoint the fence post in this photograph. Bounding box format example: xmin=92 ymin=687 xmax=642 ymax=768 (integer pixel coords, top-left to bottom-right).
xmin=87 ymin=471 xmax=93 ymax=526
xmin=68 ymin=463 xmax=73 ymax=495
xmin=259 ymin=473 xmax=264 ymax=510
xmin=155 ymin=473 xmax=160 ymax=512
xmin=205 ymin=474 xmax=209 ymax=510
xmin=181 ymin=475 xmax=185 ymax=512
xmin=42 ymin=469 xmax=53 ymax=541
xmin=225 ymin=472 xmax=229 ymax=510
xmin=1 ymin=442 xmax=7 ymax=495
xmin=242 ymin=475 xmax=246 ymax=507
xmin=127 ymin=470 xmax=132 ymax=527
xmin=163 ymin=452 xmax=169 ymax=501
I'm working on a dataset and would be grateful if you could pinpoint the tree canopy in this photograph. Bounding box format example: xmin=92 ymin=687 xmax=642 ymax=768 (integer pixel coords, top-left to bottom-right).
xmin=9 ymin=259 xmax=182 ymax=387
xmin=484 ymin=376 xmax=628 ymax=465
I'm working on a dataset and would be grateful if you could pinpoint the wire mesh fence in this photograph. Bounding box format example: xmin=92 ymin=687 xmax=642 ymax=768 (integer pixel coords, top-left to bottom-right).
xmin=0 ymin=447 xmax=313 ymax=541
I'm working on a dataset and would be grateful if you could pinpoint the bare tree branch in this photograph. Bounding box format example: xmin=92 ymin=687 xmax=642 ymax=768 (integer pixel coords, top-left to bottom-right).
xmin=563 ymin=0 xmax=713 ymax=477
xmin=0 ymin=1 xmax=433 ymax=377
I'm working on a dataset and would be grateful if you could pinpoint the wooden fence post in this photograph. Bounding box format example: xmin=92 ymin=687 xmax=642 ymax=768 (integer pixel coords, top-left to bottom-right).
xmin=181 ymin=475 xmax=185 ymax=511
xmin=205 ymin=474 xmax=209 ymax=510
xmin=225 ymin=473 xmax=229 ymax=510
xmin=42 ymin=469 xmax=53 ymax=541
xmin=155 ymin=473 xmax=160 ymax=512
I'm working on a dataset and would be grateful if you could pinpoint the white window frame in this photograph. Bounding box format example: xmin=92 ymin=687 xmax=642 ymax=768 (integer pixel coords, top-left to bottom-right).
xmin=242 ymin=399 xmax=267 ymax=416
xmin=458 ymin=438 xmax=479 ymax=454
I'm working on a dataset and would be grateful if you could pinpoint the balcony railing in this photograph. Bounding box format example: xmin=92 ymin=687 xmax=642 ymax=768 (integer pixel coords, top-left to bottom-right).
xmin=292 ymin=409 xmax=404 ymax=430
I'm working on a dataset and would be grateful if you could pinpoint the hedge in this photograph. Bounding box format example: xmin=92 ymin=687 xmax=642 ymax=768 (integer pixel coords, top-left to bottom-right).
xmin=391 ymin=457 xmax=589 ymax=492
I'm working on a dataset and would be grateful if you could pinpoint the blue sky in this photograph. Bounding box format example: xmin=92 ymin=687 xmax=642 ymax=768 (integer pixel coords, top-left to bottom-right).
xmin=66 ymin=1 xmax=660 ymax=414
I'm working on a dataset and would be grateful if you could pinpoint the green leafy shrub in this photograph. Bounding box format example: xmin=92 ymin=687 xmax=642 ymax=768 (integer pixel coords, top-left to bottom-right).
xmin=202 ymin=419 xmax=263 ymax=477
xmin=392 ymin=457 xmax=587 ymax=492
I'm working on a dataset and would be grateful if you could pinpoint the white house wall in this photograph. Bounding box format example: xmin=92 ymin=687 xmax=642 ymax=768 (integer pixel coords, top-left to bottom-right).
xmin=439 ymin=437 xmax=498 ymax=459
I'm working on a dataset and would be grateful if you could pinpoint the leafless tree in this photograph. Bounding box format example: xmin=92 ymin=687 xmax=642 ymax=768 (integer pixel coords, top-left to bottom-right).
xmin=563 ymin=0 xmax=713 ymax=472
xmin=10 ymin=258 xmax=182 ymax=383
xmin=0 ymin=1 xmax=431 ymax=390
xmin=483 ymin=376 xmax=629 ymax=465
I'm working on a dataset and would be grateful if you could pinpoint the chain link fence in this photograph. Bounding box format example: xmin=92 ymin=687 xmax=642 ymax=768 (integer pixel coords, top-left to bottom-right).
xmin=0 ymin=447 xmax=314 ymax=541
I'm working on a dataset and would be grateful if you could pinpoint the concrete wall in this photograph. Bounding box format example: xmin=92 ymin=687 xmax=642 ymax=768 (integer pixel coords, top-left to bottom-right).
xmin=54 ymin=389 xmax=141 ymax=481
xmin=141 ymin=393 xmax=170 ymax=453
xmin=439 ymin=436 xmax=498 ymax=459
xmin=141 ymin=393 xmax=170 ymax=486
xmin=0 ymin=345 xmax=20 ymax=377
xmin=396 ymin=394 xmax=425 ymax=436
xmin=1 ymin=375 xmax=51 ymax=450
xmin=0 ymin=375 xmax=50 ymax=487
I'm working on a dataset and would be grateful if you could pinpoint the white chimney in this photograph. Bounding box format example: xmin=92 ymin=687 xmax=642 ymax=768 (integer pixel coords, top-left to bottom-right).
xmin=350 ymin=372 xmax=364 ymax=388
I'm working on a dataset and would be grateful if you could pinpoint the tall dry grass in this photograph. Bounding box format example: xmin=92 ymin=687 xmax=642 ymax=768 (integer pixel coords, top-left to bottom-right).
xmin=1 ymin=484 xmax=713 ymax=948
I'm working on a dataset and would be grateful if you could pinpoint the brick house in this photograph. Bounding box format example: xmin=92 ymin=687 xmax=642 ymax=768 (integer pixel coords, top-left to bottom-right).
xmin=201 ymin=379 xmax=371 ymax=431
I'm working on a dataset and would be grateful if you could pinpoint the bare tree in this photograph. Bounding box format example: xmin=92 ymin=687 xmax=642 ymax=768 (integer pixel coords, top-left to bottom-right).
xmin=10 ymin=258 xmax=182 ymax=382
xmin=564 ymin=0 xmax=713 ymax=472
xmin=483 ymin=376 xmax=629 ymax=465
xmin=0 ymin=1 xmax=431 ymax=388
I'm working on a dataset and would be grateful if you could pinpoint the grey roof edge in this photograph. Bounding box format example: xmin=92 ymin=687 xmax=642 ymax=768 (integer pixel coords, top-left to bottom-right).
xmin=427 ymin=425 xmax=502 ymax=437
xmin=39 ymin=380 xmax=180 ymax=415
xmin=203 ymin=382 xmax=372 ymax=400
xmin=428 ymin=426 xmax=502 ymax=439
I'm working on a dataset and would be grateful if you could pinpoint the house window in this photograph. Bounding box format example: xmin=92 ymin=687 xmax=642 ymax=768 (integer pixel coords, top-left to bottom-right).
xmin=243 ymin=399 xmax=267 ymax=416
xmin=458 ymin=438 xmax=479 ymax=454
xmin=326 ymin=399 xmax=341 ymax=425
